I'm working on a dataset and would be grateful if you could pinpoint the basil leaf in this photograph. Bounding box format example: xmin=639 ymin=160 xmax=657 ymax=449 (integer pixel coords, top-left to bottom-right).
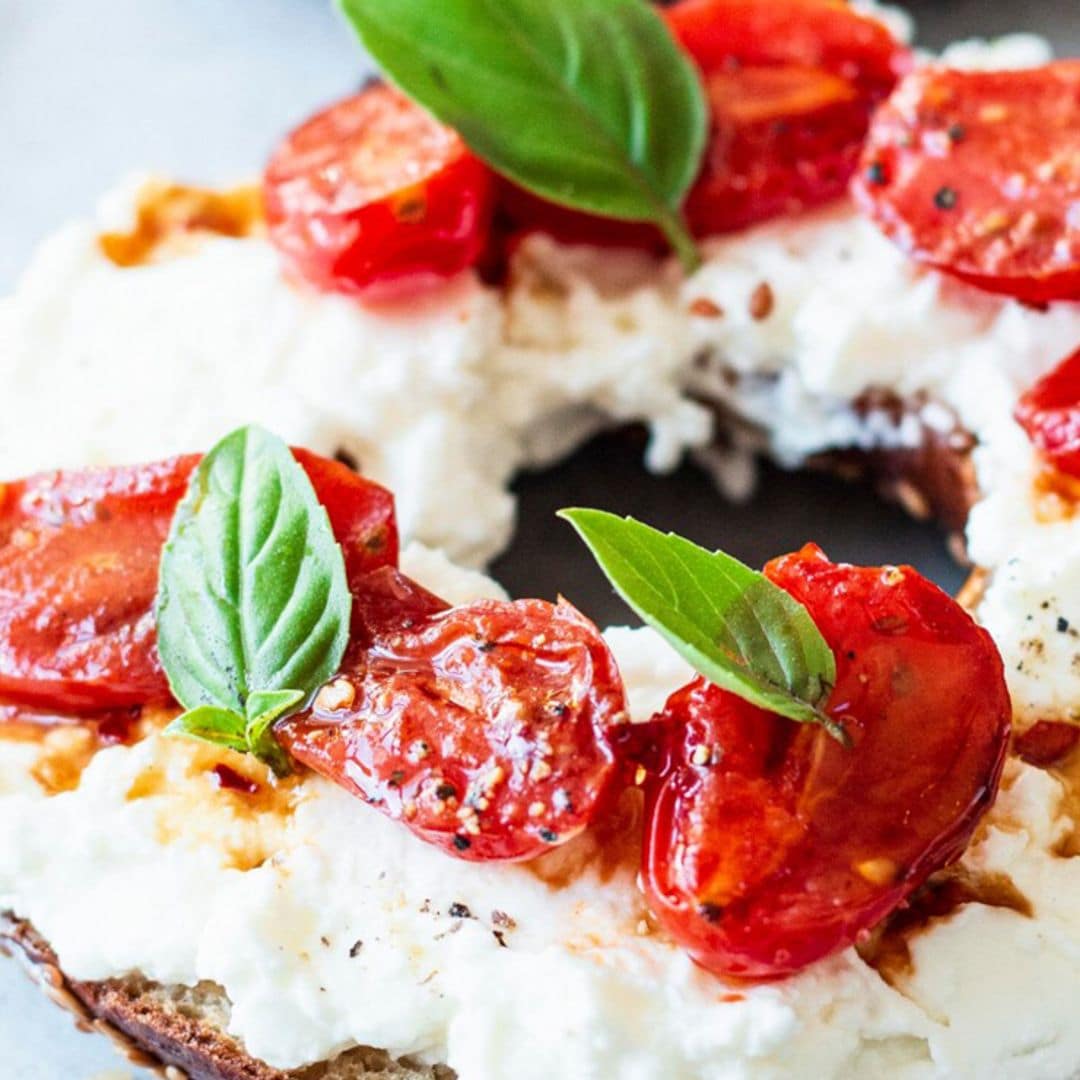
xmin=338 ymin=0 xmax=707 ymax=270
xmin=559 ymin=509 xmax=847 ymax=744
xmin=156 ymin=426 xmax=352 ymax=772
xmin=245 ymin=689 xmax=304 ymax=777
xmin=166 ymin=707 xmax=249 ymax=755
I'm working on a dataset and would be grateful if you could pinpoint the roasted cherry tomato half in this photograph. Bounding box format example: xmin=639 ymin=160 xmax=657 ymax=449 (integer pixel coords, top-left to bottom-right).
xmin=278 ymin=568 xmax=628 ymax=862
xmin=0 ymin=452 xmax=397 ymax=713
xmin=1015 ymin=347 xmax=1080 ymax=478
xmin=636 ymin=544 xmax=1011 ymax=980
xmin=854 ymin=62 xmax=1080 ymax=303
xmin=668 ymin=0 xmax=910 ymax=235
xmin=264 ymin=85 xmax=495 ymax=297
xmin=499 ymin=0 xmax=908 ymax=248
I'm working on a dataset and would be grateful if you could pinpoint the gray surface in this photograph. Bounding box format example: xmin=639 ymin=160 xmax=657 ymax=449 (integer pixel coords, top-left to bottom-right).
xmin=1 ymin=2 xmax=1078 ymax=1077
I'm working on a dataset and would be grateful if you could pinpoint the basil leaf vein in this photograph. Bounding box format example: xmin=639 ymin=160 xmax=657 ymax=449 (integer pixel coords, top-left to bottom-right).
xmin=559 ymin=508 xmax=846 ymax=743
xmin=156 ymin=425 xmax=351 ymax=773
xmin=338 ymin=0 xmax=707 ymax=270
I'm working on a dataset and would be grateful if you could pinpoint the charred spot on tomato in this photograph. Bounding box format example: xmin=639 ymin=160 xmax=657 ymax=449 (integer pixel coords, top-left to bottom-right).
xmin=392 ymin=191 xmax=429 ymax=225
xmin=698 ymin=902 xmax=723 ymax=923
xmin=933 ymin=185 xmax=958 ymax=211
xmin=333 ymin=448 xmax=360 ymax=472
xmin=864 ymin=160 xmax=888 ymax=186
xmin=552 ymin=788 xmax=574 ymax=813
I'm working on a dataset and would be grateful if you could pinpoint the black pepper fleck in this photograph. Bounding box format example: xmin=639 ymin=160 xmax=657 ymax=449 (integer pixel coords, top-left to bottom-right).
xmin=448 ymin=902 xmax=473 ymax=919
xmin=436 ymin=782 xmax=457 ymax=801
xmin=453 ymin=834 xmax=472 ymax=852
xmin=865 ymin=160 xmax=887 ymax=186
xmin=539 ymin=828 xmax=559 ymax=844
xmin=698 ymin=902 xmax=723 ymax=923
xmin=934 ymin=186 xmax=958 ymax=210
xmin=1059 ymin=617 xmax=1071 ymax=634
xmin=349 ymin=940 xmax=364 ymax=958
xmin=947 ymin=122 xmax=966 ymax=143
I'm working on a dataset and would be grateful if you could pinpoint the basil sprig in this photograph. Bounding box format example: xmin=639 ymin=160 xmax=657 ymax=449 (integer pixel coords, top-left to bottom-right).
xmin=559 ymin=509 xmax=847 ymax=744
xmin=156 ymin=426 xmax=352 ymax=775
xmin=338 ymin=0 xmax=707 ymax=272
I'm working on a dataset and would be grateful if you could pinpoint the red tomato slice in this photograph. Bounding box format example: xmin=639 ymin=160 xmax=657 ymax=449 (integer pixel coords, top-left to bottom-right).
xmin=854 ymin=62 xmax=1080 ymax=303
xmin=666 ymin=0 xmax=906 ymax=96
xmin=1015 ymin=346 xmax=1080 ymax=477
xmin=264 ymin=85 xmax=495 ymax=298
xmin=277 ymin=568 xmax=628 ymax=862
xmin=635 ymin=544 xmax=1011 ymax=979
xmin=668 ymin=0 xmax=910 ymax=236
xmin=0 ymin=453 xmax=397 ymax=713
xmin=684 ymin=64 xmax=874 ymax=235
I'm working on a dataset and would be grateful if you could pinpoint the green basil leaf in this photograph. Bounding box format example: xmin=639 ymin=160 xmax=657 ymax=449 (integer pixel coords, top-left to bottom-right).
xmin=156 ymin=425 xmax=352 ymax=771
xmin=166 ymin=706 xmax=249 ymax=755
xmin=338 ymin=0 xmax=707 ymax=270
xmin=245 ymin=689 xmax=305 ymax=777
xmin=559 ymin=509 xmax=847 ymax=744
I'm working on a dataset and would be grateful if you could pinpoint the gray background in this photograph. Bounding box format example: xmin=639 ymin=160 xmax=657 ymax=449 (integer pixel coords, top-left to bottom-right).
xmin=1 ymin=2 xmax=1078 ymax=1076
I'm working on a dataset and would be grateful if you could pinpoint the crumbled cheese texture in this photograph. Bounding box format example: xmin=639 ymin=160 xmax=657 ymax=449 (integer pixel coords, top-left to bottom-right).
xmin=2 ymin=24 xmax=1080 ymax=1080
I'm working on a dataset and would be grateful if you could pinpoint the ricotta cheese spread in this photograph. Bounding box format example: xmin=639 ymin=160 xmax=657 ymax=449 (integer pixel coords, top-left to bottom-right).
xmin=3 ymin=545 xmax=1080 ymax=1080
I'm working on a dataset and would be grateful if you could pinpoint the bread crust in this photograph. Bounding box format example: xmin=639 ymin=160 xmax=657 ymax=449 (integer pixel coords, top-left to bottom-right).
xmin=1 ymin=913 xmax=448 ymax=1080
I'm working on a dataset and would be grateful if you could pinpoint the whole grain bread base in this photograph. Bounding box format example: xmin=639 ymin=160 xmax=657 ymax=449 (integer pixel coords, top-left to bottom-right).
xmin=0 ymin=914 xmax=452 ymax=1080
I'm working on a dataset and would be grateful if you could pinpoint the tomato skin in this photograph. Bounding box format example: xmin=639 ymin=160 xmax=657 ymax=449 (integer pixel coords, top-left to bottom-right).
xmin=684 ymin=65 xmax=873 ymax=235
xmin=638 ymin=544 xmax=1011 ymax=980
xmin=0 ymin=453 xmax=397 ymax=713
xmin=1015 ymin=347 xmax=1080 ymax=478
xmin=264 ymin=86 xmax=495 ymax=298
xmin=854 ymin=62 xmax=1080 ymax=303
xmin=278 ymin=568 xmax=628 ymax=862
xmin=289 ymin=450 xmax=399 ymax=589
xmin=671 ymin=0 xmax=910 ymax=236
xmin=665 ymin=0 xmax=907 ymax=95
